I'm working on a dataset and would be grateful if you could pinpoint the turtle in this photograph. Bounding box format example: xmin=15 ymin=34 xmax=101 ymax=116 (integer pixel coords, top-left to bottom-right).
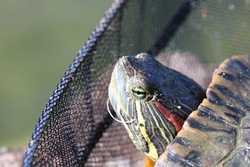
xmin=108 ymin=53 xmax=250 ymax=167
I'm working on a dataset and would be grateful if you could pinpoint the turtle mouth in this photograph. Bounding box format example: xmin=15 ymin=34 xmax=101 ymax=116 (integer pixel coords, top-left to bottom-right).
xmin=108 ymin=55 xmax=176 ymax=161
xmin=108 ymin=56 xmax=135 ymax=119
xmin=108 ymin=53 xmax=207 ymax=162
xmin=108 ymin=55 xmax=154 ymax=118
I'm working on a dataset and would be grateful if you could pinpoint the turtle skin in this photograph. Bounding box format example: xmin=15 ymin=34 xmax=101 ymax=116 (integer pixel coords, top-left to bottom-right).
xmin=155 ymin=55 xmax=250 ymax=167
xmin=108 ymin=53 xmax=205 ymax=161
xmin=108 ymin=53 xmax=250 ymax=167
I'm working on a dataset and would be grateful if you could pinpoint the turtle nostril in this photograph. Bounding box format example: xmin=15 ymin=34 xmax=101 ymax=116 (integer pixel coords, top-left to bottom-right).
xmin=135 ymin=53 xmax=148 ymax=59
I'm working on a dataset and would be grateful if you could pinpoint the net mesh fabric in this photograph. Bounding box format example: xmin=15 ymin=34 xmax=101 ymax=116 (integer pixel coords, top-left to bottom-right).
xmin=23 ymin=0 xmax=250 ymax=166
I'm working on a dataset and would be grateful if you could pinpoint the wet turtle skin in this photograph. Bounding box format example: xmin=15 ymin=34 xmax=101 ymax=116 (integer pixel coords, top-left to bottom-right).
xmin=108 ymin=53 xmax=205 ymax=161
xmin=108 ymin=53 xmax=250 ymax=166
xmin=155 ymin=55 xmax=250 ymax=167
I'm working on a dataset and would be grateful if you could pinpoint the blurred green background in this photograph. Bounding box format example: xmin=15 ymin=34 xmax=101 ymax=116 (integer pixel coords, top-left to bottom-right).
xmin=1 ymin=0 xmax=249 ymax=148
xmin=0 ymin=0 xmax=113 ymax=147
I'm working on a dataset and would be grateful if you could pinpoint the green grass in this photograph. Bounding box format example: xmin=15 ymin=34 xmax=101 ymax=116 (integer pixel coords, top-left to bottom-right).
xmin=1 ymin=0 xmax=249 ymax=148
xmin=165 ymin=0 xmax=250 ymax=64
xmin=0 ymin=0 xmax=113 ymax=147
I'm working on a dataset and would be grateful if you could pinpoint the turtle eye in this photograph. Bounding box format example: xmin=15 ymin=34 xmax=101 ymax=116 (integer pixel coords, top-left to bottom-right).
xmin=131 ymin=86 xmax=146 ymax=99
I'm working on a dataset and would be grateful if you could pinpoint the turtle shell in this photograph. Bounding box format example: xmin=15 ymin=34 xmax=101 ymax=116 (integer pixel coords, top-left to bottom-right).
xmin=108 ymin=53 xmax=250 ymax=167
xmin=155 ymin=55 xmax=250 ymax=167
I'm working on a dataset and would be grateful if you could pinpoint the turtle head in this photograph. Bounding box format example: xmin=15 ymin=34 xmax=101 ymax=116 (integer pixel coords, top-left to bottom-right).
xmin=108 ymin=53 xmax=205 ymax=161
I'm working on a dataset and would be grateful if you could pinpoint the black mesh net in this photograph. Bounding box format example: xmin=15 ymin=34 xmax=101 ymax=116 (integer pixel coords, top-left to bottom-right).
xmin=23 ymin=0 xmax=250 ymax=166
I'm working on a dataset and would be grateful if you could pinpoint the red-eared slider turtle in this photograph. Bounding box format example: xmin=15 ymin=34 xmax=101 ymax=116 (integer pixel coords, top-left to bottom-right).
xmin=108 ymin=53 xmax=250 ymax=167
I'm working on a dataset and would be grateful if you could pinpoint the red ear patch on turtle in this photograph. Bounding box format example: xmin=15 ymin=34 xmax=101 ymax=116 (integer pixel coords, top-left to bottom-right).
xmin=155 ymin=102 xmax=185 ymax=132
